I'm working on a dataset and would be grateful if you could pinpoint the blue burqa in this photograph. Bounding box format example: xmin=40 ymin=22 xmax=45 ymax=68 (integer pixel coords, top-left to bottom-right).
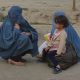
xmin=51 ymin=11 xmax=80 ymax=58
xmin=0 ymin=6 xmax=38 ymax=59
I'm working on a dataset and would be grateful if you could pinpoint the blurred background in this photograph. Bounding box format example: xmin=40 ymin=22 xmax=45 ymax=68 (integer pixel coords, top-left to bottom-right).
xmin=0 ymin=0 xmax=80 ymax=44
xmin=0 ymin=0 xmax=80 ymax=24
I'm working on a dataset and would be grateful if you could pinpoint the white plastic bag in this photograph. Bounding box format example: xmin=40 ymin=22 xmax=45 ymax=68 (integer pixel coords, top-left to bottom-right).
xmin=39 ymin=41 xmax=47 ymax=55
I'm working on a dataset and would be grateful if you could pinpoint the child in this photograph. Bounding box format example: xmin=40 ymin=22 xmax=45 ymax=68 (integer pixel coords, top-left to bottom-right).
xmin=41 ymin=15 xmax=69 ymax=74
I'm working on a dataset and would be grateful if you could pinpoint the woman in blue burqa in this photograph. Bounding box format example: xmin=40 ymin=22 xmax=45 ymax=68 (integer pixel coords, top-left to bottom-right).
xmin=0 ymin=6 xmax=38 ymax=65
xmin=51 ymin=11 xmax=80 ymax=59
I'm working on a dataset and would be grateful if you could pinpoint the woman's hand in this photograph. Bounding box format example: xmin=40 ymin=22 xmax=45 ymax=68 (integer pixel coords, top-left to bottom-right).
xmin=26 ymin=32 xmax=31 ymax=36
xmin=45 ymin=46 xmax=50 ymax=52
xmin=15 ymin=24 xmax=20 ymax=30
xmin=21 ymin=32 xmax=31 ymax=36
xmin=21 ymin=32 xmax=26 ymax=34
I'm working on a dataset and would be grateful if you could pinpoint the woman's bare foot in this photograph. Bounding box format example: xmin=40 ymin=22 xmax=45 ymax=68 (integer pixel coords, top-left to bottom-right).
xmin=8 ymin=59 xmax=25 ymax=66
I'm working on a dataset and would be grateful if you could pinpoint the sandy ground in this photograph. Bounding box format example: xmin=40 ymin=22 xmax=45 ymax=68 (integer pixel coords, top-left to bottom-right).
xmin=0 ymin=0 xmax=80 ymax=80
xmin=0 ymin=56 xmax=80 ymax=80
xmin=0 ymin=0 xmax=80 ymax=24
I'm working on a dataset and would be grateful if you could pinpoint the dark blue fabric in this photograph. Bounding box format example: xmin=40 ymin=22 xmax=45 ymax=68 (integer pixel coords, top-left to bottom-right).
xmin=51 ymin=11 xmax=80 ymax=58
xmin=0 ymin=6 xmax=38 ymax=59
xmin=16 ymin=13 xmax=38 ymax=56
xmin=47 ymin=51 xmax=58 ymax=68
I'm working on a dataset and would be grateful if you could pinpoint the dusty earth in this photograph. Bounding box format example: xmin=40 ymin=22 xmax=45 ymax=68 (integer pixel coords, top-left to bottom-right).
xmin=0 ymin=0 xmax=80 ymax=80
xmin=0 ymin=0 xmax=80 ymax=24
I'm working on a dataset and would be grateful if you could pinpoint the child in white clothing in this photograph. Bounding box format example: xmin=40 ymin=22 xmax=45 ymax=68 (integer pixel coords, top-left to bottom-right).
xmin=41 ymin=15 xmax=69 ymax=74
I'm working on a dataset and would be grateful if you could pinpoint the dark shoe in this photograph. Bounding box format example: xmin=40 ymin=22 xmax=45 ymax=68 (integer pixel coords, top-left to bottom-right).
xmin=53 ymin=67 xmax=62 ymax=74
xmin=19 ymin=58 xmax=27 ymax=62
xmin=10 ymin=57 xmax=27 ymax=63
